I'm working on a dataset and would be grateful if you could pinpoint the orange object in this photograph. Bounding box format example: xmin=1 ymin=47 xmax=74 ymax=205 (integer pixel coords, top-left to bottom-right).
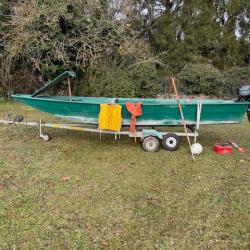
xmin=227 ymin=141 xmax=246 ymax=153
xmin=126 ymin=102 xmax=142 ymax=133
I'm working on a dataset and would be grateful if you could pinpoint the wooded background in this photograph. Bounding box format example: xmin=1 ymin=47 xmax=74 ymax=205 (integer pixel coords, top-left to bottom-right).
xmin=0 ymin=0 xmax=250 ymax=98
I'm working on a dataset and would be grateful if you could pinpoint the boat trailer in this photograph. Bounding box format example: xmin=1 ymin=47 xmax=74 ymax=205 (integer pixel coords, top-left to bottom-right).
xmin=0 ymin=105 xmax=201 ymax=152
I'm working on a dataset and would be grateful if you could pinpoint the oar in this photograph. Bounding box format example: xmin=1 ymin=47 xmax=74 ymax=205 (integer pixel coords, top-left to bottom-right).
xmin=171 ymin=77 xmax=195 ymax=162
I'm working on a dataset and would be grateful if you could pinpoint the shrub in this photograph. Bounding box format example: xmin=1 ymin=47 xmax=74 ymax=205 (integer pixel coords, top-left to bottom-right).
xmin=85 ymin=64 xmax=159 ymax=98
xmin=178 ymin=63 xmax=226 ymax=96
xmin=223 ymin=67 xmax=250 ymax=94
xmin=85 ymin=67 xmax=135 ymax=97
xmin=128 ymin=64 xmax=159 ymax=98
xmin=178 ymin=64 xmax=250 ymax=97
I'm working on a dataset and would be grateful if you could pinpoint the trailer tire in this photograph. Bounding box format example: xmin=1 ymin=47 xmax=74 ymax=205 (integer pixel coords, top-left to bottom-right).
xmin=142 ymin=136 xmax=160 ymax=152
xmin=162 ymin=133 xmax=181 ymax=151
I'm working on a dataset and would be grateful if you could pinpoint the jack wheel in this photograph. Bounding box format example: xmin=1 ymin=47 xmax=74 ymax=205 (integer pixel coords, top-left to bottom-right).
xmin=162 ymin=133 xmax=181 ymax=151
xmin=142 ymin=136 xmax=160 ymax=152
xmin=14 ymin=115 xmax=24 ymax=122
xmin=41 ymin=134 xmax=51 ymax=142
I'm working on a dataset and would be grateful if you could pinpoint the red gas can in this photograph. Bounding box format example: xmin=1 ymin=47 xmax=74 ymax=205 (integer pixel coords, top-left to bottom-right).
xmin=213 ymin=143 xmax=233 ymax=154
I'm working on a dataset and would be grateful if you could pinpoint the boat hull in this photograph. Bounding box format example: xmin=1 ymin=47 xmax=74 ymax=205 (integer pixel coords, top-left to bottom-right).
xmin=12 ymin=95 xmax=249 ymax=126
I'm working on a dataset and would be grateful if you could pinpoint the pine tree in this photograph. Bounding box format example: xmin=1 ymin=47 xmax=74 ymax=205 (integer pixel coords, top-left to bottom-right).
xmin=149 ymin=0 xmax=250 ymax=72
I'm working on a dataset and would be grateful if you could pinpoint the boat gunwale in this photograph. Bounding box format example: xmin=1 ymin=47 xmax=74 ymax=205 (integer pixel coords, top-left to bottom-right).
xmin=11 ymin=94 xmax=249 ymax=106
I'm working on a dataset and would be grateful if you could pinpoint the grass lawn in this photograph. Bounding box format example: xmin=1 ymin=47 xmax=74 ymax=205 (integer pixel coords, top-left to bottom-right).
xmin=0 ymin=102 xmax=250 ymax=249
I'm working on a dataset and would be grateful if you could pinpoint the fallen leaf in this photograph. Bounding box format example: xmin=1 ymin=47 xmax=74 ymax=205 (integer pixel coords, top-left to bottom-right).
xmin=239 ymin=159 xmax=245 ymax=163
xmin=62 ymin=176 xmax=70 ymax=181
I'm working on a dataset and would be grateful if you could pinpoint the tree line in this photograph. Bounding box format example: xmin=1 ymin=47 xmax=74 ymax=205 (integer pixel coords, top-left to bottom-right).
xmin=0 ymin=0 xmax=249 ymax=98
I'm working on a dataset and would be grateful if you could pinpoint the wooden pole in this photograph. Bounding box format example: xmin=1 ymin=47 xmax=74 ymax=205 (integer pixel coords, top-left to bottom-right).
xmin=171 ymin=77 xmax=195 ymax=162
xmin=68 ymin=77 xmax=72 ymax=101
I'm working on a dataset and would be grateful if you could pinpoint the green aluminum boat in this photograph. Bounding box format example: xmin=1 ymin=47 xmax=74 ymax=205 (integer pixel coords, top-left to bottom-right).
xmin=12 ymin=71 xmax=249 ymax=126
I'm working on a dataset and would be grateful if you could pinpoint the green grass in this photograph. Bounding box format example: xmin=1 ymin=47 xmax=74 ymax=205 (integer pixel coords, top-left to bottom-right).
xmin=0 ymin=102 xmax=250 ymax=249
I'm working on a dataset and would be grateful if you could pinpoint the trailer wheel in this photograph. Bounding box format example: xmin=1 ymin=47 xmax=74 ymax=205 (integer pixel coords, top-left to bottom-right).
xmin=162 ymin=133 xmax=181 ymax=151
xmin=142 ymin=136 xmax=160 ymax=152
